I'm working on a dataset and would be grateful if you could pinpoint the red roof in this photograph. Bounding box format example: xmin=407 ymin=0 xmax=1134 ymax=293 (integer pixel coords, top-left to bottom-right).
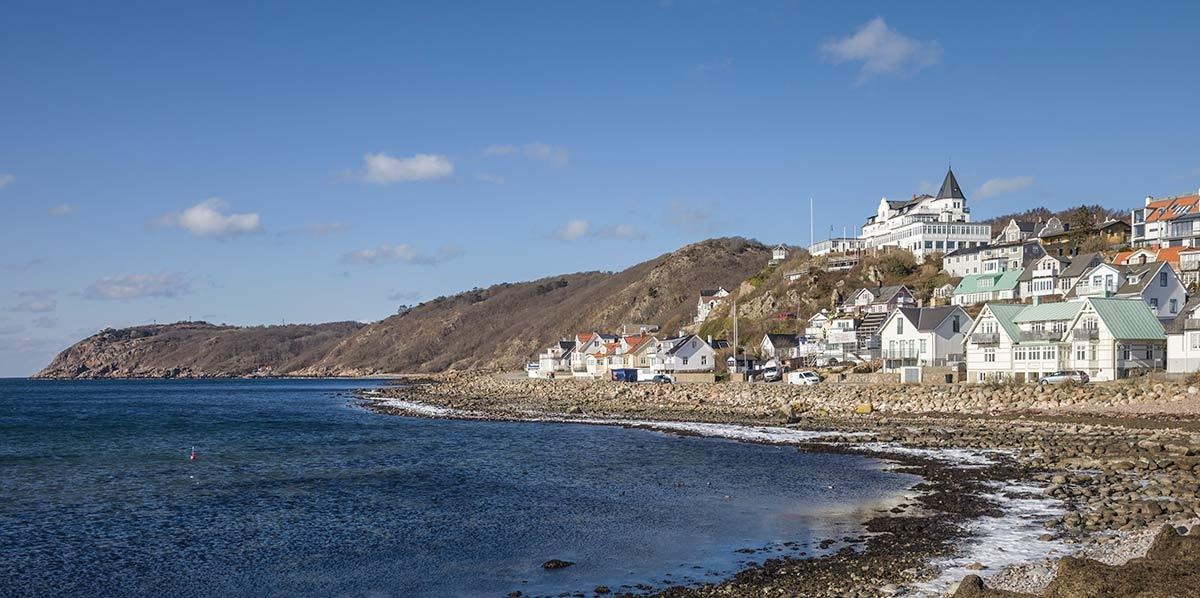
xmin=1144 ymin=194 xmax=1200 ymax=223
xmin=1117 ymin=246 xmax=1185 ymax=267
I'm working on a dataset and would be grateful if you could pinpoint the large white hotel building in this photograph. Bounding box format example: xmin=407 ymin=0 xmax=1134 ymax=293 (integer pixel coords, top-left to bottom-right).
xmin=859 ymin=168 xmax=991 ymax=261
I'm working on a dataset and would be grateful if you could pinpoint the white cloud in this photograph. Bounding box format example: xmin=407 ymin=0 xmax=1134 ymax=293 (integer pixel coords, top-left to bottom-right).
xmin=822 ymin=17 xmax=941 ymax=83
xmin=556 ymin=219 xmax=591 ymax=240
xmin=357 ymin=152 xmax=454 ymax=184
xmin=0 ymin=174 xmax=13 ymax=190
xmin=485 ymin=142 xmax=569 ymax=168
xmin=342 ymin=244 xmax=462 ymax=266
xmin=48 ymin=204 xmax=74 ymax=217
xmin=159 ymin=199 xmax=261 ymax=237
xmin=85 ymin=273 xmax=191 ymax=300
xmin=977 ymin=176 xmax=1035 ymax=199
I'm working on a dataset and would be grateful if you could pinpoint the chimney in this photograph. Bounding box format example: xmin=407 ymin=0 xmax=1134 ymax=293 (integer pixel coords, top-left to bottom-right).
xmin=707 ymin=335 xmax=713 ymax=346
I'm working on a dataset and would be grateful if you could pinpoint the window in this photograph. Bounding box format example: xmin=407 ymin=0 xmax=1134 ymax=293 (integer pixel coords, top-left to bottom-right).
xmin=1076 ymin=345 xmax=1086 ymax=360
xmin=1190 ymin=333 xmax=1200 ymax=350
xmin=1171 ymin=299 xmax=1178 ymax=314
xmin=952 ymin=316 xmax=960 ymax=333
xmin=1015 ymin=347 xmax=1025 ymax=361
xmin=1122 ymin=346 xmax=1130 ymax=360
xmin=682 ymin=357 xmax=689 ymax=365
xmin=897 ymin=318 xmax=904 ymax=334
xmin=1150 ymin=298 xmax=1159 ymax=308
xmin=1161 ymin=272 xmax=1168 ymax=287
xmin=920 ymin=339 xmax=927 ymax=354
xmin=700 ymin=355 xmax=707 ymax=365
xmin=984 ymin=348 xmax=996 ymax=362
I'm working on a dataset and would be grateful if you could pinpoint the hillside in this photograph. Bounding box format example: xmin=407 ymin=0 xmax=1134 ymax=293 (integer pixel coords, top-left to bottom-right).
xmin=34 ymin=321 xmax=366 ymax=379
xmin=36 ymin=238 xmax=772 ymax=378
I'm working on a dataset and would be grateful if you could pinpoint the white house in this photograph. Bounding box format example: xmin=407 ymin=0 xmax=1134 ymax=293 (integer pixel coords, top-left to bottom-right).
xmin=840 ymin=285 xmax=917 ymax=315
xmin=760 ymin=333 xmax=800 ymax=360
xmin=1069 ymin=261 xmax=1186 ymax=320
xmin=858 ymin=168 xmax=992 ymax=262
xmin=571 ymin=332 xmax=618 ymax=376
xmin=943 ymin=240 xmax=1045 ymax=278
xmin=652 ymin=335 xmax=716 ymax=373
xmin=808 ymin=237 xmax=866 ymax=257
xmin=964 ymin=298 xmax=1165 ymax=383
xmin=805 ymin=310 xmax=830 ymax=338
xmin=1056 ymin=253 xmax=1105 ymax=295
xmin=694 ymin=287 xmax=730 ymax=323
xmin=1017 ymin=255 xmax=1070 ymax=300
xmin=878 ymin=306 xmax=972 ymax=372
xmin=771 ymin=244 xmax=789 ymax=263
xmin=993 ymin=219 xmax=1046 ymax=244
xmin=535 ymin=340 xmax=575 ymax=377
xmin=1167 ymin=297 xmax=1200 ymax=373
xmin=1130 ymin=191 xmax=1200 ymax=248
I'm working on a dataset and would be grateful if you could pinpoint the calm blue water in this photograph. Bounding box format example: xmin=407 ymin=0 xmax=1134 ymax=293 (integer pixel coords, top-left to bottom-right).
xmin=0 ymin=379 xmax=916 ymax=597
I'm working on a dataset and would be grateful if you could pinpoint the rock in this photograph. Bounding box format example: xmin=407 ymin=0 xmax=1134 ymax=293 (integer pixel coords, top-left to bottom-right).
xmin=854 ymin=403 xmax=874 ymax=414
xmin=542 ymin=559 xmax=575 ymax=569
xmin=965 ymin=562 xmax=985 ymax=570
xmin=593 ymin=586 xmax=610 ymax=595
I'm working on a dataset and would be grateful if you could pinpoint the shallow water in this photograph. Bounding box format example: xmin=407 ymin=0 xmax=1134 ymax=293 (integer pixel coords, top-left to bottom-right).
xmin=0 ymin=379 xmax=917 ymax=597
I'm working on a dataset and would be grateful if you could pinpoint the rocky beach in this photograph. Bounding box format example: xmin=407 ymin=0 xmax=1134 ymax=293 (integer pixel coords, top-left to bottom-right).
xmin=362 ymin=375 xmax=1200 ymax=597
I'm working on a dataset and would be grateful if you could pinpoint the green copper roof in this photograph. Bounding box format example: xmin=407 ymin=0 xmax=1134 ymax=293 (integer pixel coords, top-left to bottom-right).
xmin=954 ymin=269 xmax=1023 ymax=295
xmin=1012 ymin=301 xmax=1084 ymax=323
xmin=985 ymin=303 xmax=1026 ymax=341
xmin=1090 ymin=297 xmax=1166 ymax=341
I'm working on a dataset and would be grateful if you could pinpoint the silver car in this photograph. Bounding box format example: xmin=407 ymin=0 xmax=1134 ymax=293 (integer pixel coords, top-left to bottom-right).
xmin=1038 ymin=371 xmax=1089 ymax=385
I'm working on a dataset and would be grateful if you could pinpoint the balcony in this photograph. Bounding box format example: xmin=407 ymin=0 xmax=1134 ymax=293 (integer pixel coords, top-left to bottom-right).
xmin=1183 ymin=319 xmax=1200 ymax=330
xmin=882 ymin=348 xmax=921 ymax=360
xmin=1020 ymin=330 xmax=1063 ymax=342
xmin=1072 ymin=328 xmax=1099 ymax=341
xmin=970 ymin=332 xmax=1000 ymax=345
xmin=1072 ymin=282 xmax=1118 ymax=297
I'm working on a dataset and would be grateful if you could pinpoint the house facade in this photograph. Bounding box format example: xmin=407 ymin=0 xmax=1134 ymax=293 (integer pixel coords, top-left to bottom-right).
xmin=1018 ymin=255 xmax=1069 ymax=299
xmin=1131 ymin=192 xmax=1200 ymax=248
xmin=808 ymin=237 xmax=865 ymax=257
xmin=858 ymin=168 xmax=991 ymax=262
xmin=942 ymin=240 xmax=1045 ymax=278
xmin=694 ymin=287 xmax=730 ymax=323
xmin=652 ymin=335 xmax=717 ymax=373
xmin=535 ymin=340 xmax=575 ymax=377
xmin=840 ymin=285 xmax=917 ymax=315
xmin=760 ymin=333 xmax=800 ymax=360
xmin=878 ymin=306 xmax=972 ymax=371
xmin=964 ymin=298 xmax=1166 ymax=382
xmin=1166 ymin=297 xmax=1200 ymax=373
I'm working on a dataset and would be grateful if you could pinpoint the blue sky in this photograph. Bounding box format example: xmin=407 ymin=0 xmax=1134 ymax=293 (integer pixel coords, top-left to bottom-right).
xmin=3 ymin=1 xmax=1200 ymax=376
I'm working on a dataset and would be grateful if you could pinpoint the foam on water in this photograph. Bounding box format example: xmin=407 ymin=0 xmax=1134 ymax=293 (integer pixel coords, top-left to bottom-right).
xmin=911 ymin=482 xmax=1068 ymax=596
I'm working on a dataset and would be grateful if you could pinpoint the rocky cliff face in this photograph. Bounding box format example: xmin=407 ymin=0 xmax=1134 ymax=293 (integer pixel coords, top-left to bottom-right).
xmin=36 ymin=238 xmax=772 ymax=379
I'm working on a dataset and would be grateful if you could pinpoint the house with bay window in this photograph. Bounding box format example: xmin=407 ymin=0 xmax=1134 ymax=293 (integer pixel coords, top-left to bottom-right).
xmin=964 ymin=297 xmax=1166 ymax=383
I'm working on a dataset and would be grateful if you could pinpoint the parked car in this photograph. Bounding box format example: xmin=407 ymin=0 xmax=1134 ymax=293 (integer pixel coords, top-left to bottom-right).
xmin=761 ymin=366 xmax=782 ymax=382
xmin=787 ymin=371 xmax=822 ymax=385
xmin=649 ymin=374 xmax=675 ymax=384
xmin=1038 ymin=371 xmax=1090 ymax=385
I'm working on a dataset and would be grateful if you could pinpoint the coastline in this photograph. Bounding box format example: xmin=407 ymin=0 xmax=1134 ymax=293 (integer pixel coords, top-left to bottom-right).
xmin=358 ymin=375 xmax=1200 ymax=597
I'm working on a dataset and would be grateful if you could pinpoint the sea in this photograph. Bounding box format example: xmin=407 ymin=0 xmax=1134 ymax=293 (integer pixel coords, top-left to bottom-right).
xmin=0 ymin=379 xmax=921 ymax=597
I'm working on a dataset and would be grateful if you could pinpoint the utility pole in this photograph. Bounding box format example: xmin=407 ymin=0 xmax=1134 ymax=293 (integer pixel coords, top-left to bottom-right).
xmin=809 ymin=198 xmax=814 ymax=249
xmin=732 ymin=297 xmax=739 ymax=367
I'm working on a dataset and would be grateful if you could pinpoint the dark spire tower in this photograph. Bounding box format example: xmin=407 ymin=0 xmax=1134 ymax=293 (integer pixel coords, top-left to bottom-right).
xmin=936 ymin=167 xmax=966 ymax=200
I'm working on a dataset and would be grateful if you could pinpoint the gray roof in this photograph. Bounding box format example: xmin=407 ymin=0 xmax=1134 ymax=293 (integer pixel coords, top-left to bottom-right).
xmin=1059 ymin=253 xmax=1104 ymax=278
xmin=763 ymin=333 xmax=800 ymax=349
xmin=1165 ymin=295 xmax=1200 ymax=334
xmin=936 ymin=168 xmax=966 ymax=200
xmin=1116 ymin=262 xmax=1165 ymax=296
xmin=1017 ymin=255 xmax=1070 ymax=282
xmin=893 ymin=306 xmax=964 ymax=332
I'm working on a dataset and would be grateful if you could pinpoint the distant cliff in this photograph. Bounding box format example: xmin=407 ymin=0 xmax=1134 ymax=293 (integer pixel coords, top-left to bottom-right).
xmin=34 ymin=321 xmax=366 ymax=379
xmin=36 ymin=238 xmax=772 ymax=378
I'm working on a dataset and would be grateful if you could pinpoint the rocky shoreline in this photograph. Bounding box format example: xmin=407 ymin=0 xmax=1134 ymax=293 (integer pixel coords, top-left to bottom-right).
xmin=361 ymin=374 xmax=1200 ymax=597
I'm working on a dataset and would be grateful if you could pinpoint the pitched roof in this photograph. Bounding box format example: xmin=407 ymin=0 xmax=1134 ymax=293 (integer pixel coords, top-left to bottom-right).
xmin=893 ymin=306 xmax=964 ymax=332
xmin=1115 ymin=261 xmax=1165 ymax=296
xmin=1119 ymin=246 xmax=1187 ymax=267
xmin=1144 ymin=194 xmax=1200 ymax=223
xmin=954 ymin=270 xmax=1022 ymax=294
xmin=983 ymin=303 xmax=1026 ymax=342
xmin=1089 ymin=297 xmax=1166 ymax=340
xmin=874 ymin=285 xmax=909 ymax=303
xmin=763 ymin=333 xmax=800 ymax=349
xmin=1012 ymin=301 xmax=1084 ymax=323
xmin=936 ymin=167 xmax=966 ymax=200
xmin=1060 ymin=253 xmax=1103 ymax=278
xmin=576 ymin=332 xmax=595 ymax=344
xmin=1166 ymin=296 xmax=1200 ymax=334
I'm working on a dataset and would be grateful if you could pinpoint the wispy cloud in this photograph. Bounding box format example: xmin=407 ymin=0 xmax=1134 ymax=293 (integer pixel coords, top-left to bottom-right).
xmin=822 ymin=17 xmax=941 ymax=83
xmin=386 ymin=290 xmax=422 ymax=302
xmin=553 ymin=219 xmax=642 ymax=241
xmin=48 ymin=204 xmax=74 ymax=217
xmin=354 ymin=152 xmax=454 ymax=184
xmin=11 ymin=289 xmax=56 ymax=313
xmin=0 ymin=174 xmax=13 ymax=190
xmin=342 ymin=244 xmax=463 ymax=266
xmin=84 ymin=273 xmax=191 ymax=300
xmin=977 ymin=176 xmax=1035 ymax=199
xmin=478 ymin=173 xmax=505 ymax=184
xmin=485 ymin=142 xmax=569 ymax=168
xmin=32 ymin=316 xmax=58 ymax=329
xmin=666 ymin=201 xmax=715 ymax=233
xmin=299 ymin=222 xmax=349 ymax=236
xmin=157 ymin=199 xmax=261 ymax=237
